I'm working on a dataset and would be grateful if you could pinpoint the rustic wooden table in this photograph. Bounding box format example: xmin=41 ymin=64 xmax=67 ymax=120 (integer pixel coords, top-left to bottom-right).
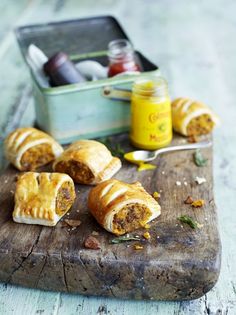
xmin=0 ymin=0 xmax=235 ymax=314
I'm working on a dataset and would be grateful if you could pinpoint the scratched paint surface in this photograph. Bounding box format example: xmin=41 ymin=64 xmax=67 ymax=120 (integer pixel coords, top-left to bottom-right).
xmin=0 ymin=0 xmax=235 ymax=314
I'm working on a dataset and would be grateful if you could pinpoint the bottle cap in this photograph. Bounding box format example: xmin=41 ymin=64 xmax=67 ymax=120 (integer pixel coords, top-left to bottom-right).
xmin=43 ymin=52 xmax=69 ymax=75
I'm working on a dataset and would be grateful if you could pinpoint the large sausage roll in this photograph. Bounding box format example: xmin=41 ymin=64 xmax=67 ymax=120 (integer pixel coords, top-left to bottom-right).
xmin=4 ymin=127 xmax=63 ymax=171
xmin=13 ymin=172 xmax=76 ymax=226
xmin=53 ymin=140 xmax=121 ymax=185
xmin=88 ymin=179 xmax=161 ymax=235
xmin=172 ymin=98 xmax=219 ymax=136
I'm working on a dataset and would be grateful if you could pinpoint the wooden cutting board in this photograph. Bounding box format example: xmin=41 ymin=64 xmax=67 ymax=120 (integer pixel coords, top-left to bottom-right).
xmin=0 ymin=133 xmax=221 ymax=301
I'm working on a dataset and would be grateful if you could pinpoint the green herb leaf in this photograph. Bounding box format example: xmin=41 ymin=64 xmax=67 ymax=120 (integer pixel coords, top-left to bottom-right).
xmin=177 ymin=215 xmax=198 ymax=229
xmin=99 ymin=137 xmax=125 ymax=158
xmin=109 ymin=235 xmax=141 ymax=244
xmin=193 ymin=149 xmax=208 ymax=167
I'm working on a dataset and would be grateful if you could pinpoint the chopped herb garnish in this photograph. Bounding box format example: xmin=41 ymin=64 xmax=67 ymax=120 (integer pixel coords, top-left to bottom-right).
xmin=99 ymin=137 xmax=125 ymax=158
xmin=109 ymin=235 xmax=141 ymax=244
xmin=193 ymin=149 xmax=208 ymax=167
xmin=178 ymin=215 xmax=198 ymax=229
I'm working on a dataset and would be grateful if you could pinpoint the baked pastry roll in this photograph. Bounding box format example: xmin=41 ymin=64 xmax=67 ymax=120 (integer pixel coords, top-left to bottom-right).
xmin=13 ymin=172 xmax=76 ymax=226
xmin=53 ymin=140 xmax=121 ymax=185
xmin=4 ymin=127 xmax=63 ymax=171
xmin=88 ymin=179 xmax=161 ymax=235
xmin=172 ymin=98 xmax=219 ymax=136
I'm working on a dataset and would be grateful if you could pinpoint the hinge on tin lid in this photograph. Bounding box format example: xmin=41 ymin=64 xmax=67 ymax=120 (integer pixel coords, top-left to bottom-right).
xmin=102 ymin=86 xmax=131 ymax=101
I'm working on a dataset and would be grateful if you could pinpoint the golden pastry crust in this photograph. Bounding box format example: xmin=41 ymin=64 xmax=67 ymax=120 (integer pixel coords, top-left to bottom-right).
xmin=53 ymin=140 xmax=122 ymax=185
xmin=13 ymin=172 xmax=76 ymax=226
xmin=4 ymin=127 xmax=63 ymax=171
xmin=171 ymin=98 xmax=219 ymax=136
xmin=88 ymin=179 xmax=161 ymax=235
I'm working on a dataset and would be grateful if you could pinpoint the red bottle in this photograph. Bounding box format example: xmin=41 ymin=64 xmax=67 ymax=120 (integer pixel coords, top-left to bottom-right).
xmin=107 ymin=39 xmax=140 ymax=77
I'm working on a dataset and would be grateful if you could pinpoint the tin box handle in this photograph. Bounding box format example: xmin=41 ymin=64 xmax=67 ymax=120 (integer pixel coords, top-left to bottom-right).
xmin=101 ymin=86 xmax=131 ymax=102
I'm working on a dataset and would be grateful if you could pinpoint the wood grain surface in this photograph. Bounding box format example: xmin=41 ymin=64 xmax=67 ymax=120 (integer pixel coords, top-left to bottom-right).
xmin=0 ymin=133 xmax=221 ymax=300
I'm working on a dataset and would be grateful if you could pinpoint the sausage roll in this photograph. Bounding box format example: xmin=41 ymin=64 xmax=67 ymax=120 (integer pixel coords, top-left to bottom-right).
xmin=13 ymin=172 xmax=76 ymax=226
xmin=88 ymin=179 xmax=161 ymax=235
xmin=172 ymin=98 xmax=219 ymax=136
xmin=4 ymin=127 xmax=63 ymax=171
xmin=53 ymin=140 xmax=121 ymax=185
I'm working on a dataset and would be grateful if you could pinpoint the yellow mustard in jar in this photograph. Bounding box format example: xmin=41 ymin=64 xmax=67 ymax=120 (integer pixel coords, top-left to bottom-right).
xmin=130 ymin=76 xmax=172 ymax=150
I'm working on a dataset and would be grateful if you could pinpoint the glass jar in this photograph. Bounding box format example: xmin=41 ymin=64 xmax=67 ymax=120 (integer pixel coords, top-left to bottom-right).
xmin=130 ymin=76 xmax=172 ymax=150
xmin=107 ymin=39 xmax=140 ymax=77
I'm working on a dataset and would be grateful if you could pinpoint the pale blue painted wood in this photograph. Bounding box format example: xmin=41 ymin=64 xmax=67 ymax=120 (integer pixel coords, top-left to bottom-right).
xmin=0 ymin=0 xmax=235 ymax=314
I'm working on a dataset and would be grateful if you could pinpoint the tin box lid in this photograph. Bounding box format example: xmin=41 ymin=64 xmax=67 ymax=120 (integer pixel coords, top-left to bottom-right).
xmin=15 ymin=16 xmax=131 ymax=61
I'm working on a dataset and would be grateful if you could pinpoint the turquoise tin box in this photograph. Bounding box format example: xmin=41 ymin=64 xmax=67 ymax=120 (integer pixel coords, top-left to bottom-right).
xmin=15 ymin=16 xmax=160 ymax=144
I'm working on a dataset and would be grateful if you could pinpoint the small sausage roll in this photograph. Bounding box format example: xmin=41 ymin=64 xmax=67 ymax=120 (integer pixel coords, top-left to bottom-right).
xmin=4 ymin=127 xmax=63 ymax=171
xmin=13 ymin=172 xmax=76 ymax=226
xmin=53 ymin=140 xmax=121 ymax=185
xmin=88 ymin=179 xmax=161 ymax=235
xmin=172 ymin=98 xmax=219 ymax=136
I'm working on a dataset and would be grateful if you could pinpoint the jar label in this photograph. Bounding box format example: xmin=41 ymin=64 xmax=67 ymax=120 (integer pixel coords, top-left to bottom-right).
xmin=130 ymin=97 xmax=172 ymax=149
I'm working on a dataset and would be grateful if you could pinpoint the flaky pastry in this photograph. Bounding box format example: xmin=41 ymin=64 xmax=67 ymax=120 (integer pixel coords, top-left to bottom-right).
xmin=172 ymin=98 xmax=219 ymax=136
xmin=13 ymin=172 xmax=76 ymax=226
xmin=4 ymin=127 xmax=63 ymax=171
xmin=88 ymin=179 xmax=161 ymax=235
xmin=53 ymin=140 xmax=121 ymax=185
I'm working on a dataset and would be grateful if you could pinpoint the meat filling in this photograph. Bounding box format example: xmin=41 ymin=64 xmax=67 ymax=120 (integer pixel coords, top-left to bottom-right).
xmin=187 ymin=114 xmax=214 ymax=136
xmin=20 ymin=143 xmax=55 ymax=171
xmin=113 ymin=203 xmax=152 ymax=235
xmin=55 ymin=160 xmax=94 ymax=184
xmin=56 ymin=181 xmax=75 ymax=216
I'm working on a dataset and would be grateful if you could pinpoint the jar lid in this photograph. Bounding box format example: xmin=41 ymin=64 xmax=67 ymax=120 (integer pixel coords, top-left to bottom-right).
xmin=107 ymin=39 xmax=134 ymax=60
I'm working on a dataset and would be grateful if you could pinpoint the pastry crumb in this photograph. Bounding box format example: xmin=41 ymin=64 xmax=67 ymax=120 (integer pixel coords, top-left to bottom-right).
xmin=84 ymin=236 xmax=101 ymax=250
xmin=191 ymin=199 xmax=205 ymax=208
xmin=161 ymin=171 xmax=165 ymax=175
xmin=143 ymin=232 xmax=151 ymax=240
xmin=197 ymin=223 xmax=204 ymax=228
xmin=195 ymin=176 xmax=206 ymax=184
xmin=183 ymin=181 xmax=188 ymax=186
xmin=176 ymin=181 xmax=182 ymax=186
xmin=91 ymin=231 xmax=99 ymax=236
xmin=153 ymin=191 xmax=160 ymax=199
xmin=184 ymin=196 xmax=194 ymax=204
xmin=61 ymin=221 xmax=69 ymax=227
xmin=187 ymin=135 xmax=199 ymax=143
xmin=134 ymin=244 xmax=143 ymax=250
xmin=144 ymin=223 xmax=150 ymax=229
xmin=64 ymin=219 xmax=81 ymax=227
